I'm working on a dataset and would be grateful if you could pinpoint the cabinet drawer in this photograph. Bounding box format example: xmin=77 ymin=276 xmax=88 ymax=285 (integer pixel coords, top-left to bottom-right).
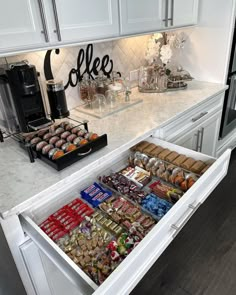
xmin=19 ymin=137 xmax=231 ymax=295
xmin=159 ymin=93 xmax=224 ymax=141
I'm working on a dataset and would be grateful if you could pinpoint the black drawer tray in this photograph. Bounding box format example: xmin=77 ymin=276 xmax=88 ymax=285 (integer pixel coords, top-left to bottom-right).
xmin=34 ymin=134 xmax=108 ymax=171
xmin=18 ymin=134 xmax=107 ymax=171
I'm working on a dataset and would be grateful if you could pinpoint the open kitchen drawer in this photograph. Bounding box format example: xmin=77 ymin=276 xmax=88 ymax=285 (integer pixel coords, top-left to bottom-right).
xmin=19 ymin=136 xmax=231 ymax=295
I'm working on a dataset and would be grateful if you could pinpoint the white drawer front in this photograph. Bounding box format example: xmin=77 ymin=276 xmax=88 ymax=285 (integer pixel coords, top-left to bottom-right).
xmin=159 ymin=93 xmax=224 ymax=141
xmin=20 ymin=138 xmax=231 ymax=295
xmin=20 ymin=214 xmax=97 ymax=295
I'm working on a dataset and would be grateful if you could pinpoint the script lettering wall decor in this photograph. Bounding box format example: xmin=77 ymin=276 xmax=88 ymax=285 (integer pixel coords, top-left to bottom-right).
xmin=44 ymin=44 xmax=114 ymax=90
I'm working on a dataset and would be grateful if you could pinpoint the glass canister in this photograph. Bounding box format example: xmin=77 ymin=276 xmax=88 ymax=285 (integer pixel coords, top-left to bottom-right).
xmin=79 ymin=73 xmax=90 ymax=102
xmin=79 ymin=74 xmax=97 ymax=107
xmin=46 ymin=80 xmax=70 ymax=119
xmin=157 ymin=66 xmax=168 ymax=92
xmin=95 ymin=71 xmax=109 ymax=95
xmin=88 ymin=79 xmax=96 ymax=103
xmin=138 ymin=64 xmax=167 ymax=93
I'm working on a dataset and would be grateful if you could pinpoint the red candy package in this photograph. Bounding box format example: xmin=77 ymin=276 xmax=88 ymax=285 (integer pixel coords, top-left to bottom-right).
xmin=40 ymin=197 xmax=94 ymax=241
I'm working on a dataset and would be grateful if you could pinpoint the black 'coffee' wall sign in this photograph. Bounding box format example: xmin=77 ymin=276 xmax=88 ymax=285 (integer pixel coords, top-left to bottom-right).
xmin=44 ymin=44 xmax=114 ymax=90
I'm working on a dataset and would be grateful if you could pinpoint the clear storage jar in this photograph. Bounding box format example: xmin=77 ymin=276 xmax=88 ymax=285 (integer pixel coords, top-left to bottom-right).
xmin=138 ymin=65 xmax=167 ymax=93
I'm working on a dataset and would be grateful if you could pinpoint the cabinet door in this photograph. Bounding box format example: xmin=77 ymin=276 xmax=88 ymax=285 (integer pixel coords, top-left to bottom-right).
xmin=0 ymin=0 xmax=48 ymax=53
xmin=173 ymin=128 xmax=198 ymax=151
xmin=46 ymin=0 xmax=119 ymax=43
xmin=173 ymin=111 xmax=222 ymax=157
xmin=171 ymin=0 xmax=198 ymax=27
xmin=200 ymin=110 xmax=222 ymax=157
xmin=119 ymin=0 xmax=163 ymax=35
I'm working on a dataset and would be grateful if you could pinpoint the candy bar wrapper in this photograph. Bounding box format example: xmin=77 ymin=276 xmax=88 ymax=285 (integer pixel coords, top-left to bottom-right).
xmin=89 ymin=188 xmax=101 ymax=198
xmin=58 ymin=214 xmax=73 ymax=224
xmin=48 ymin=227 xmax=64 ymax=239
xmin=75 ymin=204 xmax=89 ymax=215
xmin=81 ymin=182 xmax=112 ymax=207
xmin=80 ymin=208 xmax=94 ymax=219
xmin=67 ymin=198 xmax=83 ymax=209
xmin=91 ymin=212 xmax=121 ymax=236
xmin=51 ymin=230 xmax=67 ymax=241
xmin=61 ymin=217 xmax=75 ymax=227
xmin=83 ymin=184 xmax=97 ymax=194
xmin=39 ymin=197 xmax=94 ymax=241
xmin=149 ymin=181 xmax=183 ymax=204
xmin=98 ymin=172 xmax=147 ymax=206
xmin=64 ymin=220 xmax=80 ymax=232
xmin=92 ymin=191 xmax=104 ymax=201
xmin=40 ymin=219 xmax=59 ymax=231
xmin=98 ymin=196 xmax=156 ymax=238
xmin=52 ymin=207 xmax=67 ymax=218
xmin=44 ymin=224 xmax=60 ymax=234
xmin=92 ymin=192 xmax=110 ymax=207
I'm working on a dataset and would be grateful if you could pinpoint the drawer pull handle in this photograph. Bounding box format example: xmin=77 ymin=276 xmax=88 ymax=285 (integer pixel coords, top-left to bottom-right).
xmin=191 ymin=112 xmax=208 ymax=122
xmin=171 ymin=202 xmax=202 ymax=238
xmin=77 ymin=148 xmax=92 ymax=156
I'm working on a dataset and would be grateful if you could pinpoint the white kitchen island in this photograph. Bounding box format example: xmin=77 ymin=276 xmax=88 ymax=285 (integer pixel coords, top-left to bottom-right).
xmin=0 ymin=80 xmax=230 ymax=295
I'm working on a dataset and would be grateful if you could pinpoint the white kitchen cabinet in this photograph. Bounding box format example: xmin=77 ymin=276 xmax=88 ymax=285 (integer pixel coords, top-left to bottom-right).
xmin=43 ymin=0 xmax=119 ymax=43
xmin=0 ymin=0 xmax=119 ymax=55
xmin=0 ymin=0 xmax=48 ymax=53
xmin=160 ymin=93 xmax=225 ymax=157
xmin=119 ymin=0 xmax=163 ymax=35
xmin=0 ymin=0 xmax=199 ymax=56
xmin=169 ymin=0 xmax=199 ymax=28
xmin=119 ymin=0 xmax=199 ymax=35
xmin=18 ymin=136 xmax=230 ymax=295
xmin=173 ymin=110 xmax=222 ymax=157
xmin=173 ymin=128 xmax=198 ymax=151
xmin=20 ymin=240 xmax=80 ymax=295
xmin=199 ymin=110 xmax=222 ymax=156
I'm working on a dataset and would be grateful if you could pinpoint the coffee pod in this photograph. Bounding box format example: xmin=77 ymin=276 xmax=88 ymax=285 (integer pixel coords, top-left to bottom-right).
xmin=36 ymin=141 xmax=48 ymax=151
xmin=42 ymin=144 xmax=54 ymax=155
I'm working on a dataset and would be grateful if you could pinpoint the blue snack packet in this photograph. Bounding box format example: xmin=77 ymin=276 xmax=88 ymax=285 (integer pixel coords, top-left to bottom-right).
xmin=81 ymin=182 xmax=112 ymax=207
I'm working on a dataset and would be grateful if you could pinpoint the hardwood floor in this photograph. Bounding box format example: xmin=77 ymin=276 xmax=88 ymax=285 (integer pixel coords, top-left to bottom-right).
xmin=132 ymin=149 xmax=236 ymax=295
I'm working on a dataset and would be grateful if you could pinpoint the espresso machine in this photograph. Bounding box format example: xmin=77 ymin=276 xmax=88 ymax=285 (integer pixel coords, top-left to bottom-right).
xmin=5 ymin=61 xmax=52 ymax=132
xmin=0 ymin=61 xmax=70 ymax=134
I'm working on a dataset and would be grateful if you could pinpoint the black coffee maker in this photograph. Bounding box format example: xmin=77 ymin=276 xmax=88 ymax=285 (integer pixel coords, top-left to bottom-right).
xmin=6 ymin=61 xmax=51 ymax=132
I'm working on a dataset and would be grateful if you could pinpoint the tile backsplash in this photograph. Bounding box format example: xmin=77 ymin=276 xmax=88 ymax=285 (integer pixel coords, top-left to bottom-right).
xmin=1 ymin=35 xmax=150 ymax=110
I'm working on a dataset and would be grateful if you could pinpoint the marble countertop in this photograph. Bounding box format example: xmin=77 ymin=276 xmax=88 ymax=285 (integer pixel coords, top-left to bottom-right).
xmin=0 ymin=81 xmax=227 ymax=219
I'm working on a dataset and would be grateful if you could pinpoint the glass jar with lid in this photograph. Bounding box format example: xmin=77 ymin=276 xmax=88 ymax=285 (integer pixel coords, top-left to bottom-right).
xmin=138 ymin=64 xmax=167 ymax=93
xmin=95 ymin=71 xmax=109 ymax=95
xmin=79 ymin=73 xmax=90 ymax=102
